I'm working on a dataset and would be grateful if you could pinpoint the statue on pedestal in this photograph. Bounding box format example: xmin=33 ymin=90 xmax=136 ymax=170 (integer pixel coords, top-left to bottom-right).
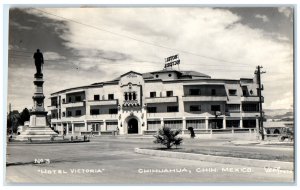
xmin=33 ymin=49 xmax=44 ymax=76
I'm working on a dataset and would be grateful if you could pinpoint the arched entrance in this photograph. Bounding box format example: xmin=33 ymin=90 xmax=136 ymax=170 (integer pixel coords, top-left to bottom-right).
xmin=127 ymin=118 xmax=138 ymax=134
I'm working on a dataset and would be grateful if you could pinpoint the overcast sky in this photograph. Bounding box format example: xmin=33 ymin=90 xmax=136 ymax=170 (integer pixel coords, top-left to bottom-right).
xmin=7 ymin=6 xmax=293 ymax=111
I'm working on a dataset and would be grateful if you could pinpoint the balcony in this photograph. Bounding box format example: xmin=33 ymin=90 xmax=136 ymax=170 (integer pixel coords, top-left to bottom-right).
xmin=61 ymin=115 xmax=86 ymax=122
xmin=86 ymin=114 xmax=118 ymax=121
xmin=145 ymin=96 xmax=178 ymax=104
xmin=241 ymin=96 xmax=260 ymax=102
xmin=182 ymin=96 xmax=227 ymax=102
xmin=88 ymin=99 xmax=118 ymax=106
xmin=147 ymin=112 xmax=182 ymax=118
xmin=229 ymin=112 xmax=259 ymax=118
xmin=63 ymin=101 xmax=84 ymax=108
xmin=48 ymin=105 xmax=58 ymax=110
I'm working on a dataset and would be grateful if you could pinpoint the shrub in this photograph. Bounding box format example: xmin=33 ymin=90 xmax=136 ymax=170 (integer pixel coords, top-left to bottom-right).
xmin=154 ymin=126 xmax=183 ymax=149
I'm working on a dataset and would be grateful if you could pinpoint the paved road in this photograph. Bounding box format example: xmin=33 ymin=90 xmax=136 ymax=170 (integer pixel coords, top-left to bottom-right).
xmin=6 ymin=137 xmax=294 ymax=184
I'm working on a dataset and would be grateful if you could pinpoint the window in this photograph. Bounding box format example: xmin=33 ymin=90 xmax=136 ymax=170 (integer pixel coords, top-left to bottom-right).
xmin=67 ymin=111 xmax=72 ymax=117
xmin=133 ymin=92 xmax=136 ymax=100
xmin=62 ymin=112 xmax=66 ymax=117
xmin=68 ymin=97 xmax=72 ymax=103
xmin=62 ymin=98 xmax=65 ymax=104
xmin=186 ymin=120 xmax=205 ymax=129
xmin=242 ymin=87 xmax=248 ymax=96
xmin=125 ymin=93 xmax=128 ymax=100
xmin=164 ymin=120 xmax=182 ymax=130
xmin=75 ymin=110 xmax=81 ymax=116
xmin=190 ymin=105 xmax=201 ymax=112
xmin=226 ymin=120 xmax=240 ymax=128
xmin=108 ymin=94 xmax=114 ymax=100
xmin=150 ymin=92 xmax=156 ymax=98
xmin=90 ymin=109 xmax=100 ymax=115
xmin=147 ymin=107 xmax=157 ymax=113
xmin=167 ymin=106 xmax=179 ymax=112
xmin=189 ymin=89 xmax=200 ymax=95
xmin=243 ymin=120 xmax=256 ymax=128
xmin=94 ymin=95 xmax=100 ymax=101
xmin=166 ymin=91 xmax=173 ymax=97
xmin=229 ymin=89 xmax=237 ymax=96
xmin=227 ymin=104 xmax=240 ymax=112
xmin=75 ymin=96 xmax=81 ymax=102
xmin=51 ymin=113 xmax=56 ymax=118
xmin=168 ymin=74 xmax=172 ymax=77
xmin=109 ymin=108 xmax=118 ymax=114
xmin=211 ymin=105 xmax=220 ymax=111
xmin=92 ymin=123 xmax=99 ymax=131
xmin=211 ymin=89 xmax=216 ymax=96
xmin=106 ymin=122 xmax=118 ymax=131
xmin=242 ymin=104 xmax=258 ymax=112
xmin=68 ymin=125 xmax=72 ymax=132
xmin=156 ymin=74 xmax=159 ymax=78
xmin=147 ymin=121 xmax=161 ymax=130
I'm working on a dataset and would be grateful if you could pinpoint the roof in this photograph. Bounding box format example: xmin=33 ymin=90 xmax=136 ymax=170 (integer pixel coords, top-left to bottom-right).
xmin=50 ymin=69 xmax=225 ymax=95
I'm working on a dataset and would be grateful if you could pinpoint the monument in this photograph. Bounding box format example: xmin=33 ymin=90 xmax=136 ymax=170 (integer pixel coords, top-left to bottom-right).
xmin=15 ymin=49 xmax=58 ymax=141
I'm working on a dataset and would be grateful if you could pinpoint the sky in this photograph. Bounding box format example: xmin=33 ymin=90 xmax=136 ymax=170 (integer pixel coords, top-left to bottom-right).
xmin=7 ymin=6 xmax=294 ymax=112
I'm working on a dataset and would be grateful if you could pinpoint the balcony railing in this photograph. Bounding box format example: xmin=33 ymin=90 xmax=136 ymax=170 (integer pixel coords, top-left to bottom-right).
xmin=48 ymin=105 xmax=58 ymax=110
xmin=241 ymin=96 xmax=260 ymax=102
xmin=88 ymin=99 xmax=118 ymax=106
xmin=145 ymin=96 xmax=178 ymax=104
xmin=63 ymin=101 xmax=84 ymax=108
xmin=182 ymin=96 xmax=227 ymax=102
xmin=86 ymin=114 xmax=118 ymax=120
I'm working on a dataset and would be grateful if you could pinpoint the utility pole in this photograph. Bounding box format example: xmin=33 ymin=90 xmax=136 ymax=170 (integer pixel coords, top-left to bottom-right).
xmin=255 ymin=66 xmax=266 ymax=140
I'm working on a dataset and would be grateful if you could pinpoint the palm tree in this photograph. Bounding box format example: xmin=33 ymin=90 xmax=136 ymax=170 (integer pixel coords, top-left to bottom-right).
xmin=154 ymin=126 xmax=183 ymax=149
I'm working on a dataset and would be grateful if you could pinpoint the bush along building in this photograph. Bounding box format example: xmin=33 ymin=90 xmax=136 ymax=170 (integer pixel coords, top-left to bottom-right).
xmin=49 ymin=65 xmax=263 ymax=137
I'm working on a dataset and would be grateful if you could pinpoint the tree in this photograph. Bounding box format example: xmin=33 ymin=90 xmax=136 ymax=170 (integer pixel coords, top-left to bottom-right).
xmin=7 ymin=111 xmax=21 ymax=134
xmin=20 ymin=108 xmax=30 ymax=125
xmin=154 ymin=126 xmax=183 ymax=149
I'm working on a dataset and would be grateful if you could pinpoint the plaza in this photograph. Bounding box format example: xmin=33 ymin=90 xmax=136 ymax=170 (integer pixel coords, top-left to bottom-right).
xmin=6 ymin=137 xmax=294 ymax=184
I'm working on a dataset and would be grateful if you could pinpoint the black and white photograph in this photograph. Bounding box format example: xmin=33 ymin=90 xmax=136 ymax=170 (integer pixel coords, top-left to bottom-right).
xmin=3 ymin=4 xmax=295 ymax=185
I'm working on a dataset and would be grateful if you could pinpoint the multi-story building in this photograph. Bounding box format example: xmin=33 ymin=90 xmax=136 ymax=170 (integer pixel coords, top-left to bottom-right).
xmin=49 ymin=68 xmax=262 ymax=136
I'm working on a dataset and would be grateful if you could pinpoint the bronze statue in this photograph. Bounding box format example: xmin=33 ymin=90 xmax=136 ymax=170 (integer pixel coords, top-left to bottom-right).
xmin=33 ymin=49 xmax=44 ymax=75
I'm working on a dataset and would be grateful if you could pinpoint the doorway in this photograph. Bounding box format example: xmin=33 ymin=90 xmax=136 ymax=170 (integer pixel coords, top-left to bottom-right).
xmin=127 ymin=118 xmax=138 ymax=134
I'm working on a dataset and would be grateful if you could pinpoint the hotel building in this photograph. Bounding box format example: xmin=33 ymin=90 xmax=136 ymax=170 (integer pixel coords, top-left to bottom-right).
xmin=49 ymin=68 xmax=262 ymax=136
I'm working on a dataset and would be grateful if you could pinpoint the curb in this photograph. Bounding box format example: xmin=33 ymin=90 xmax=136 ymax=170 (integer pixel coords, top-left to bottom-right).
xmin=134 ymin=148 xmax=293 ymax=171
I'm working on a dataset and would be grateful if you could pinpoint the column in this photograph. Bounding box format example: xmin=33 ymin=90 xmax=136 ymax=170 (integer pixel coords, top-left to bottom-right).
xmin=223 ymin=117 xmax=226 ymax=129
xmin=66 ymin=123 xmax=69 ymax=135
xmin=160 ymin=118 xmax=164 ymax=128
xmin=182 ymin=117 xmax=186 ymax=134
xmin=205 ymin=117 xmax=209 ymax=130
xmin=103 ymin=120 xmax=107 ymax=131
xmin=85 ymin=120 xmax=88 ymax=132
xmin=256 ymin=117 xmax=259 ymax=134
xmin=240 ymin=118 xmax=243 ymax=128
xmin=72 ymin=123 xmax=75 ymax=135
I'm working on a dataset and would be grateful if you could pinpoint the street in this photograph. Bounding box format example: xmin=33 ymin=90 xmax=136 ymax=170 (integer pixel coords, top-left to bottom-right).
xmin=6 ymin=137 xmax=294 ymax=184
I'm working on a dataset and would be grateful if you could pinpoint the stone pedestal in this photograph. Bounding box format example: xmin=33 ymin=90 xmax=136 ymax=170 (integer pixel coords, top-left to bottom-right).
xmin=15 ymin=73 xmax=57 ymax=141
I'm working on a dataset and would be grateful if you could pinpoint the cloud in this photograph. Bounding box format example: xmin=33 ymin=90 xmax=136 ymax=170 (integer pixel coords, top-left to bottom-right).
xmin=278 ymin=7 xmax=292 ymax=18
xmin=43 ymin=51 xmax=66 ymax=60
xmin=9 ymin=8 xmax=293 ymax=110
xmin=255 ymin=14 xmax=269 ymax=22
xmin=10 ymin=21 xmax=33 ymax=30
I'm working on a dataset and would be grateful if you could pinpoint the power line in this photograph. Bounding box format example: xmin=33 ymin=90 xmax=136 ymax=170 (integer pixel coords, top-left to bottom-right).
xmin=8 ymin=50 xmax=253 ymax=69
xmin=31 ymin=8 xmax=251 ymax=66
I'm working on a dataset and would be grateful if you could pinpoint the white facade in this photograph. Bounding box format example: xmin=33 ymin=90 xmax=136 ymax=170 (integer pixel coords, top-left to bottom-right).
xmin=49 ymin=69 xmax=261 ymax=136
